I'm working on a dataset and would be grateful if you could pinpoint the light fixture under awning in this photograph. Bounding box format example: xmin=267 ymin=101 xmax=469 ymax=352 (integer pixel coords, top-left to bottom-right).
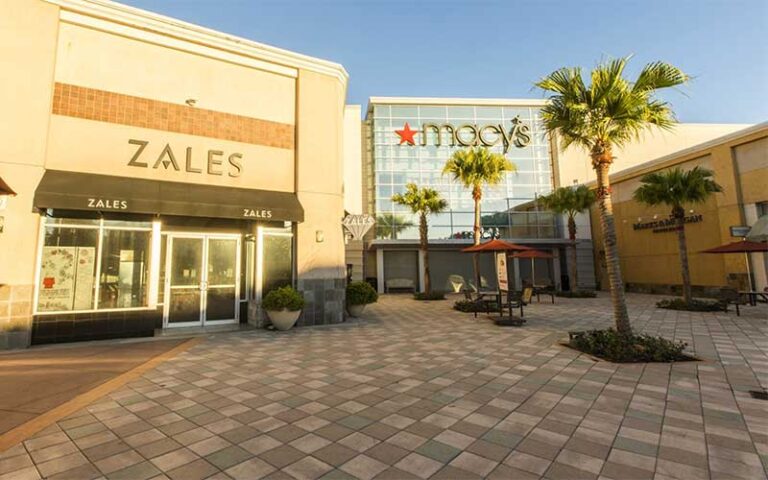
xmin=34 ymin=170 xmax=304 ymax=222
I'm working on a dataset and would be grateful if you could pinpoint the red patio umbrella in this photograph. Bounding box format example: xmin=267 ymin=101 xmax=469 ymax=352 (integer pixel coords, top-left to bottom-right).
xmin=461 ymin=239 xmax=533 ymax=252
xmin=701 ymin=240 xmax=768 ymax=290
xmin=511 ymin=249 xmax=554 ymax=286
xmin=460 ymin=239 xmax=532 ymax=291
xmin=701 ymin=240 xmax=768 ymax=254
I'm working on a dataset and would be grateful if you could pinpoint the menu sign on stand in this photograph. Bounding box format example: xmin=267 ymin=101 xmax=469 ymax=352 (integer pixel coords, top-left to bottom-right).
xmin=496 ymin=252 xmax=508 ymax=293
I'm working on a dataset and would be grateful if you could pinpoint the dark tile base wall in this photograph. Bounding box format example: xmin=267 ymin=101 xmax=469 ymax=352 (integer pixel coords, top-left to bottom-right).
xmin=32 ymin=308 xmax=161 ymax=345
xmin=297 ymin=277 xmax=346 ymax=327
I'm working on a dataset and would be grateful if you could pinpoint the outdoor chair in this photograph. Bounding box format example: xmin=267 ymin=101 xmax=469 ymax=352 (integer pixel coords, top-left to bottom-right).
xmin=447 ymin=275 xmax=465 ymax=293
xmin=463 ymin=289 xmax=495 ymax=318
xmin=717 ymin=288 xmax=741 ymax=316
xmin=507 ymin=287 xmax=534 ymax=318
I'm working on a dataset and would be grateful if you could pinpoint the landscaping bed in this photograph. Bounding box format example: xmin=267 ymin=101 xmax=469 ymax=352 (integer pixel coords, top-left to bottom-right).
xmin=656 ymin=298 xmax=723 ymax=312
xmin=566 ymin=329 xmax=696 ymax=363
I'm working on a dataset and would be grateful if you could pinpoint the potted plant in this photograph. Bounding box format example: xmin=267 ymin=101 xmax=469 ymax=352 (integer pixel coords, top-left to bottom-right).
xmin=0 ymin=319 xmax=31 ymax=350
xmin=262 ymin=286 xmax=305 ymax=331
xmin=346 ymin=281 xmax=378 ymax=317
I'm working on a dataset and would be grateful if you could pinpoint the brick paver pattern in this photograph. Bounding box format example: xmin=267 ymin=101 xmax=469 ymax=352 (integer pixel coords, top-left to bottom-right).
xmin=1 ymin=293 xmax=766 ymax=479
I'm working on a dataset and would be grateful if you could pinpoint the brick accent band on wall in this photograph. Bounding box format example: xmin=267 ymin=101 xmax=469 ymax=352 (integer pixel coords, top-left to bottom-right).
xmin=51 ymin=83 xmax=294 ymax=150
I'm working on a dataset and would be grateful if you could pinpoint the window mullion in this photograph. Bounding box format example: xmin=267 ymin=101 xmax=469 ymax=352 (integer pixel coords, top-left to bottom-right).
xmin=93 ymin=219 xmax=105 ymax=310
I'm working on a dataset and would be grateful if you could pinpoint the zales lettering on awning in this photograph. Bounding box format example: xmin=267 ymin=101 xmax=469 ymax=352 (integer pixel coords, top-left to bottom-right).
xmin=88 ymin=198 xmax=127 ymax=210
xmin=243 ymin=209 xmax=273 ymax=218
xmin=127 ymin=139 xmax=243 ymax=178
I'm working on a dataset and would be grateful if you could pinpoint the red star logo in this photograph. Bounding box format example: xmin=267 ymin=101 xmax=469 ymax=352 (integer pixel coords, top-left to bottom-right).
xmin=395 ymin=123 xmax=418 ymax=145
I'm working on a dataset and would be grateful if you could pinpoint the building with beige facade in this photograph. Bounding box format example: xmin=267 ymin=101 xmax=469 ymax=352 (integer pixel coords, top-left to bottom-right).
xmin=587 ymin=123 xmax=768 ymax=295
xmin=0 ymin=0 xmax=350 ymax=344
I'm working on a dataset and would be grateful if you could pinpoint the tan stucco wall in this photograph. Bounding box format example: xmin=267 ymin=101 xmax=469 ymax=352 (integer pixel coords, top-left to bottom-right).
xmin=55 ymin=22 xmax=296 ymax=124
xmin=559 ymin=123 xmax=752 ymax=186
xmin=0 ymin=0 xmax=59 ymax=287
xmin=295 ymin=70 xmax=346 ymax=281
xmin=343 ymin=105 xmax=363 ymax=214
xmin=48 ymin=21 xmax=296 ymax=190
xmin=46 ymin=116 xmax=295 ymax=191
xmin=0 ymin=0 xmax=60 ymax=327
xmin=590 ymin=125 xmax=768 ymax=292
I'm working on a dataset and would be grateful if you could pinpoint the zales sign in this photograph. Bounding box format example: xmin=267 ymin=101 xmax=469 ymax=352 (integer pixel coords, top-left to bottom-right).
xmin=395 ymin=116 xmax=531 ymax=153
xmin=127 ymin=139 xmax=243 ymax=177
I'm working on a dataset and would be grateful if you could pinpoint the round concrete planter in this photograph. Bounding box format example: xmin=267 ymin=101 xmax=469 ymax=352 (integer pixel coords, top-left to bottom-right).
xmin=266 ymin=309 xmax=301 ymax=331
xmin=347 ymin=304 xmax=367 ymax=318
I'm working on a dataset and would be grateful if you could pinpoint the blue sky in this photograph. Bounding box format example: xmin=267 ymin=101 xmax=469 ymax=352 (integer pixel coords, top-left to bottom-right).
xmin=121 ymin=0 xmax=768 ymax=123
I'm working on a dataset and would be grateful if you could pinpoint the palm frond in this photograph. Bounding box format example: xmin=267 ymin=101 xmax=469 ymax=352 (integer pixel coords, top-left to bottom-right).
xmin=633 ymin=62 xmax=689 ymax=93
xmin=535 ymin=57 xmax=688 ymax=155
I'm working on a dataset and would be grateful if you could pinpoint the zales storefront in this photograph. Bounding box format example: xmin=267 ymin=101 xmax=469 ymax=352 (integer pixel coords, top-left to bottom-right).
xmin=31 ymin=168 xmax=303 ymax=343
xmin=1 ymin=0 xmax=349 ymax=345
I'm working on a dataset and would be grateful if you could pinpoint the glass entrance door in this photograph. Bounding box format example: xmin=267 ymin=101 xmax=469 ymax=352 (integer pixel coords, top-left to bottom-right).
xmin=164 ymin=234 xmax=240 ymax=327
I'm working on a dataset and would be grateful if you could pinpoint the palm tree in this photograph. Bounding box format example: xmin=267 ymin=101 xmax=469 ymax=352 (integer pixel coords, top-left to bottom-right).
xmin=392 ymin=183 xmax=448 ymax=294
xmin=443 ymin=147 xmax=515 ymax=290
xmin=536 ymin=57 xmax=688 ymax=335
xmin=540 ymin=185 xmax=596 ymax=291
xmin=443 ymin=147 xmax=515 ymax=245
xmin=375 ymin=213 xmax=414 ymax=240
xmin=633 ymin=166 xmax=722 ymax=304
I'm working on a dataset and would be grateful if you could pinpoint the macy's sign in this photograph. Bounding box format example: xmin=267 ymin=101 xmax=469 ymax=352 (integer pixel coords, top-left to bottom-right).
xmin=395 ymin=116 xmax=531 ymax=153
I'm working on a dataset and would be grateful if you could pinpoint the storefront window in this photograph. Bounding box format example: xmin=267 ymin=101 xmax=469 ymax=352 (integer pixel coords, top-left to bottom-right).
xmin=37 ymin=227 xmax=99 ymax=312
xmin=262 ymin=230 xmax=293 ymax=295
xmin=36 ymin=218 xmax=153 ymax=313
xmin=98 ymin=229 xmax=150 ymax=309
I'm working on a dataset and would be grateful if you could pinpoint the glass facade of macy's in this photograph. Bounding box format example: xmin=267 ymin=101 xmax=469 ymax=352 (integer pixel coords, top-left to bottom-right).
xmin=369 ymin=103 xmax=558 ymax=240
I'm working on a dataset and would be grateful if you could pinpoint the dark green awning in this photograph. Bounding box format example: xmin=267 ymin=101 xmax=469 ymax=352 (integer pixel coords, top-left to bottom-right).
xmin=34 ymin=170 xmax=304 ymax=222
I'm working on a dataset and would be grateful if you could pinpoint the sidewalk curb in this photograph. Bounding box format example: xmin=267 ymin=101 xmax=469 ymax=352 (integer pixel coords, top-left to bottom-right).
xmin=0 ymin=337 xmax=202 ymax=453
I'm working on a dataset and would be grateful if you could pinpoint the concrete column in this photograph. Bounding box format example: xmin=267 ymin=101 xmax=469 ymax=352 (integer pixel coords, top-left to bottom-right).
xmin=552 ymin=249 xmax=562 ymax=291
xmin=512 ymin=258 xmax=521 ymax=291
xmin=376 ymin=249 xmax=385 ymax=294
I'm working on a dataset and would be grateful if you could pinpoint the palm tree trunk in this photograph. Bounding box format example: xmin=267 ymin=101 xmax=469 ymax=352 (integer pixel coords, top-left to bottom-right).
xmin=593 ymin=151 xmax=631 ymax=335
xmin=568 ymin=215 xmax=579 ymax=290
xmin=472 ymin=186 xmax=482 ymax=290
xmin=420 ymin=212 xmax=431 ymax=294
xmin=673 ymin=207 xmax=693 ymax=303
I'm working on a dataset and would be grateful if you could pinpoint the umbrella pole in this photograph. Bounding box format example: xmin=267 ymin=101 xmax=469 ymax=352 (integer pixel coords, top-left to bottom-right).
xmin=531 ymin=258 xmax=535 ymax=286
xmin=744 ymin=251 xmax=753 ymax=290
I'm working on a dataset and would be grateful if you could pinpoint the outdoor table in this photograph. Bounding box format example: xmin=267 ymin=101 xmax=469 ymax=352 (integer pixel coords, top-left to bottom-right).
xmin=532 ymin=285 xmax=555 ymax=303
xmin=739 ymin=291 xmax=768 ymax=306
xmin=477 ymin=290 xmax=502 ymax=316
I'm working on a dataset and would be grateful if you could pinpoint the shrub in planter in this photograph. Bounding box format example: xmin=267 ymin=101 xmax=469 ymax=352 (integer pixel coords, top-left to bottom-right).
xmin=555 ymin=290 xmax=597 ymax=298
xmin=568 ymin=329 xmax=692 ymax=363
xmin=656 ymin=298 xmax=722 ymax=312
xmin=453 ymin=299 xmax=499 ymax=313
xmin=262 ymin=286 xmax=305 ymax=331
xmin=414 ymin=291 xmax=445 ymax=301
xmin=346 ymin=281 xmax=378 ymax=317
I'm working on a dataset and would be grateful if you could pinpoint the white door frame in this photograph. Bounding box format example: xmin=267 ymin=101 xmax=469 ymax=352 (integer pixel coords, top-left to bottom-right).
xmin=163 ymin=232 xmax=241 ymax=328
